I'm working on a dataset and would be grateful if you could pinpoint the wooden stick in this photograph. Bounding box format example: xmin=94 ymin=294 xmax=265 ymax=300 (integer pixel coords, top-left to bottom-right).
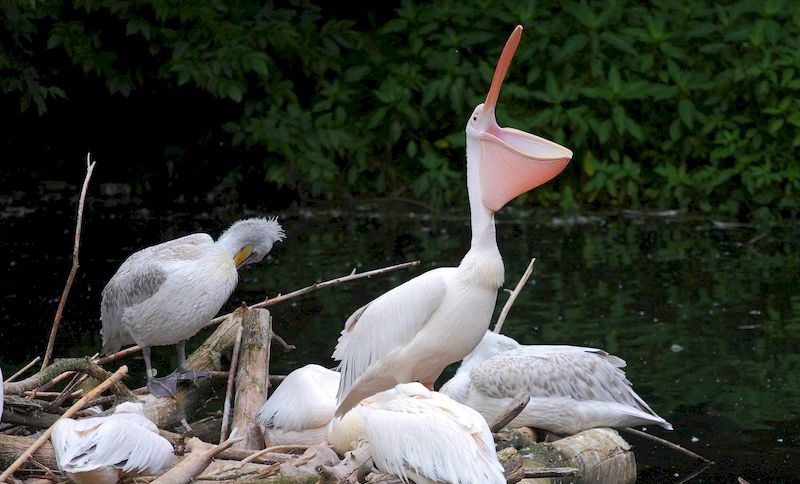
xmin=209 ymin=260 xmax=420 ymax=325
xmin=4 ymin=357 xmax=135 ymax=400
xmin=92 ymin=346 xmax=142 ymax=366
xmin=494 ymin=258 xmax=535 ymax=334
xmin=622 ymin=427 xmax=713 ymax=464
xmin=219 ymin=324 xmax=243 ymax=442
xmin=488 ymin=392 xmax=530 ymax=433
xmin=6 ymin=357 xmax=41 ymax=383
xmin=237 ymin=444 xmax=311 ymax=467
xmin=41 ymin=155 xmax=96 ymax=371
xmin=0 ymin=365 xmax=127 ymax=482
xmin=152 ymin=434 xmax=243 ymax=484
xmin=524 ymin=467 xmax=580 ymax=478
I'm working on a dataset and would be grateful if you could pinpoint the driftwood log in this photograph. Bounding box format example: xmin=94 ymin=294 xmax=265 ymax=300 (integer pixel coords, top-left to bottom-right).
xmin=514 ymin=427 xmax=636 ymax=484
xmin=231 ymin=307 xmax=271 ymax=450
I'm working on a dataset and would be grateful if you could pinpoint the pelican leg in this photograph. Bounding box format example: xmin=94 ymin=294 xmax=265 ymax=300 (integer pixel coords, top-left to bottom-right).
xmin=143 ymin=346 xmax=179 ymax=398
xmin=175 ymin=340 xmax=212 ymax=383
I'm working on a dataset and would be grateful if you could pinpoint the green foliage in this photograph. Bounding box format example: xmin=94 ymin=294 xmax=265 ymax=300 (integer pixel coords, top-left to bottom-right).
xmin=2 ymin=0 xmax=799 ymax=219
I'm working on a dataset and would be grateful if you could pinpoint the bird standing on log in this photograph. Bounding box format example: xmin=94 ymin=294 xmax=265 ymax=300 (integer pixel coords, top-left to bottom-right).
xmin=332 ymin=25 xmax=573 ymax=416
xmin=100 ymin=217 xmax=284 ymax=397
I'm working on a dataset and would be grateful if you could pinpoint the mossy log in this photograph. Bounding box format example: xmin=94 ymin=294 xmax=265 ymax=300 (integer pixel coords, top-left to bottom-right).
xmin=517 ymin=428 xmax=636 ymax=484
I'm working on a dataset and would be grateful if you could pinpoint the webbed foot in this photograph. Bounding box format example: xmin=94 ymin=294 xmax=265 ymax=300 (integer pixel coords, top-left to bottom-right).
xmin=148 ymin=374 xmax=179 ymax=398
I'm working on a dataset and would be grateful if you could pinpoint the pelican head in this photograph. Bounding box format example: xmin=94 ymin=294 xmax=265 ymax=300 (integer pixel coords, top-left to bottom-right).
xmin=467 ymin=25 xmax=573 ymax=212
xmin=218 ymin=217 xmax=286 ymax=268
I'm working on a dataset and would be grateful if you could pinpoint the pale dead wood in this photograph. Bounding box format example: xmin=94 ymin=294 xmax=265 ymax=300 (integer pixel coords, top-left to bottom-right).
xmin=6 ymin=357 xmax=41 ymax=383
xmin=0 ymin=435 xmax=58 ymax=470
xmin=152 ymin=434 xmax=242 ymax=484
xmin=316 ymin=442 xmax=373 ymax=484
xmin=157 ymin=429 xmax=296 ymax=465
xmin=231 ymin=308 xmax=271 ymax=450
xmin=488 ymin=392 xmax=530 ymax=433
xmin=41 ymin=154 xmax=96 ymax=371
xmin=0 ymin=365 xmax=128 ymax=482
xmin=494 ymin=257 xmax=535 ymax=334
xmin=219 ymin=323 xmax=243 ymax=443
xmin=524 ymin=467 xmax=580 ymax=478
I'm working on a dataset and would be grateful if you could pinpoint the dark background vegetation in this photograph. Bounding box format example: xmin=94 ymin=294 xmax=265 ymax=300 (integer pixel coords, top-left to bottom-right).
xmin=2 ymin=0 xmax=799 ymax=221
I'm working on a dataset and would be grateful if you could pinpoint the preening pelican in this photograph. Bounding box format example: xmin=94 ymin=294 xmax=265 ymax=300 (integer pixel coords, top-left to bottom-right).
xmin=332 ymin=25 xmax=572 ymax=415
xmin=51 ymin=402 xmax=174 ymax=484
xmin=255 ymin=364 xmax=340 ymax=445
xmin=440 ymin=331 xmax=673 ymax=434
xmin=329 ymin=383 xmax=506 ymax=484
xmin=101 ymin=217 xmax=285 ymax=397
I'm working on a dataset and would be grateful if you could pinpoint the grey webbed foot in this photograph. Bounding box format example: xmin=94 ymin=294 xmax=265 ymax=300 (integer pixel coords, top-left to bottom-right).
xmin=147 ymin=373 xmax=179 ymax=398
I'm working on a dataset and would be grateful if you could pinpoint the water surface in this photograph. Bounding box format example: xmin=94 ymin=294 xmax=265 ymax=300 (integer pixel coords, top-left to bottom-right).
xmin=0 ymin=192 xmax=798 ymax=483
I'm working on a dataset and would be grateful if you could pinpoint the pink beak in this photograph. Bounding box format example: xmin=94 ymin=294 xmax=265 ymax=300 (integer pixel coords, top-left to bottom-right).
xmin=479 ymin=25 xmax=573 ymax=212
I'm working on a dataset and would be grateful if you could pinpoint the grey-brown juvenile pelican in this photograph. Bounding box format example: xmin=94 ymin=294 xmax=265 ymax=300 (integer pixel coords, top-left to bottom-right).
xmin=332 ymin=25 xmax=572 ymax=416
xmin=440 ymin=331 xmax=673 ymax=434
xmin=101 ymin=217 xmax=284 ymax=397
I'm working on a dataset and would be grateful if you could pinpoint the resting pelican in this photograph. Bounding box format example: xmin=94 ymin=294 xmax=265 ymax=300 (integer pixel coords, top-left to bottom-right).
xmin=329 ymin=383 xmax=506 ymax=484
xmin=255 ymin=364 xmax=340 ymax=445
xmin=51 ymin=402 xmax=174 ymax=484
xmin=332 ymin=25 xmax=572 ymax=415
xmin=101 ymin=217 xmax=285 ymax=397
xmin=440 ymin=331 xmax=673 ymax=434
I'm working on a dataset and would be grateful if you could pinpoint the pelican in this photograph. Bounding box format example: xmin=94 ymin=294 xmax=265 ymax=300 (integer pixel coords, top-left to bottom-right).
xmin=1 ymin=366 xmax=3 ymax=419
xmin=440 ymin=331 xmax=673 ymax=434
xmin=255 ymin=364 xmax=340 ymax=445
xmin=51 ymin=402 xmax=174 ymax=484
xmin=332 ymin=25 xmax=572 ymax=415
xmin=329 ymin=383 xmax=506 ymax=484
xmin=101 ymin=217 xmax=285 ymax=397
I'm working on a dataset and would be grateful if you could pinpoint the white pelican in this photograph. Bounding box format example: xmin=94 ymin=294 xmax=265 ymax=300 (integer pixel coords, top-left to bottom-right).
xmin=329 ymin=383 xmax=506 ymax=484
xmin=1 ymin=366 xmax=3 ymax=419
xmin=332 ymin=25 xmax=572 ymax=415
xmin=51 ymin=402 xmax=174 ymax=484
xmin=440 ymin=331 xmax=673 ymax=434
xmin=255 ymin=364 xmax=340 ymax=445
xmin=100 ymin=217 xmax=285 ymax=396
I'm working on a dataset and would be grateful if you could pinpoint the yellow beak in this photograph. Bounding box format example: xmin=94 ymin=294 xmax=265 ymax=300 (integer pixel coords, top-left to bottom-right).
xmin=233 ymin=244 xmax=254 ymax=267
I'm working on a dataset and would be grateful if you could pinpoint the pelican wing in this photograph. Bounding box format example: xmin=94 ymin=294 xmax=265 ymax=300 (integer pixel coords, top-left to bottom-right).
xmin=471 ymin=346 xmax=654 ymax=412
xmin=256 ymin=365 xmax=339 ymax=431
xmin=100 ymin=233 xmax=214 ymax=353
xmin=52 ymin=414 xmax=173 ymax=474
xmin=332 ymin=269 xmax=448 ymax=403
xmin=361 ymin=393 xmax=505 ymax=484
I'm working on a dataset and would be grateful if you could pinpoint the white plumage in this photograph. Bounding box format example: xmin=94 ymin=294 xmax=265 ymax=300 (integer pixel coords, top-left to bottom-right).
xmin=332 ymin=25 xmax=572 ymax=416
xmin=1 ymin=366 xmax=4 ymax=420
xmin=441 ymin=331 xmax=673 ymax=434
xmin=51 ymin=402 xmax=174 ymax=484
xmin=100 ymin=217 xmax=284 ymax=395
xmin=330 ymin=383 xmax=506 ymax=484
xmin=255 ymin=364 xmax=340 ymax=445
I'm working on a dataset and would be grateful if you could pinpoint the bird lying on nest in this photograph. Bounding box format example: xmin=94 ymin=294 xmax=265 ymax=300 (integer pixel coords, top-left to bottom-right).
xmin=100 ymin=217 xmax=285 ymax=397
xmin=440 ymin=330 xmax=673 ymax=435
xmin=51 ymin=401 xmax=174 ymax=484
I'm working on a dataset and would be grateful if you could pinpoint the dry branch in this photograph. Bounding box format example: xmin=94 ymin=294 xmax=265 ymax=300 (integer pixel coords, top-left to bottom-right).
xmin=220 ymin=324 xmax=243 ymax=443
xmin=494 ymin=257 xmax=535 ymax=334
xmin=7 ymin=357 xmax=41 ymax=383
xmin=488 ymin=392 xmax=530 ymax=433
xmin=152 ymin=435 xmax=242 ymax=484
xmin=41 ymin=155 xmax=96 ymax=370
xmin=3 ymin=357 xmax=134 ymax=400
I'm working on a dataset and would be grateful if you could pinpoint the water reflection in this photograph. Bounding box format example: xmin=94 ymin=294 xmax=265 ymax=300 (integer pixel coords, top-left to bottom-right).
xmin=0 ymin=198 xmax=798 ymax=483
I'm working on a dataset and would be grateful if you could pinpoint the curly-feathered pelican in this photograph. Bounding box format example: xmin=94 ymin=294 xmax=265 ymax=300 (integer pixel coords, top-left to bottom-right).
xmin=329 ymin=383 xmax=506 ymax=484
xmin=332 ymin=25 xmax=572 ymax=416
xmin=101 ymin=217 xmax=284 ymax=397
xmin=51 ymin=402 xmax=174 ymax=484
xmin=255 ymin=364 xmax=340 ymax=446
xmin=441 ymin=331 xmax=673 ymax=434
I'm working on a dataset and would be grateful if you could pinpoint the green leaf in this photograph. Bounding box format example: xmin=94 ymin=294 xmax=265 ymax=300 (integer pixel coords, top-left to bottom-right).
xmin=679 ymin=98 xmax=695 ymax=128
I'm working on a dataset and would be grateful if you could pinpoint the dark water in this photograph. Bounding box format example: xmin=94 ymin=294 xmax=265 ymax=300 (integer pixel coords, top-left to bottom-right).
xmin=1 ymin=188 xmax=798 ymax=483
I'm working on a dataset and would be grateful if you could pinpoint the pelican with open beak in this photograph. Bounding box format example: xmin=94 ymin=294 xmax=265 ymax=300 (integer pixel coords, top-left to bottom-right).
xmin=333 ymin=25 xmax=573 ymax=416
